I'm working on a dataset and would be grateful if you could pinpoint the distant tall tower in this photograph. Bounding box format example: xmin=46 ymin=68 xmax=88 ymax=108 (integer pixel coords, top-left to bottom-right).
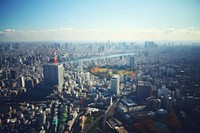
xmin=130 ymin=56 xmax=135 ymax=70
xmin=110 ymin=75 xmax=120 ymax=95
xmin=53 ymin=48 xmax=57 ymax=64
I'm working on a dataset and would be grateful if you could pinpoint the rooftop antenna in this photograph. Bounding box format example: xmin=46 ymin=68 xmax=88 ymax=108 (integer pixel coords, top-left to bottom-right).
xmin=53 ymin=48 xmax=57 ymax=64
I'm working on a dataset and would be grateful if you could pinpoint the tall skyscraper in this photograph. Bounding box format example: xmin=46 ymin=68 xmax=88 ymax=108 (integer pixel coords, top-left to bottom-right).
xmin=110 ymin=75 xmax=120 ymax=95
xmin=43 ymin=63 xmax=64 ymax=91
xmin=137 ymin=81 xmax=145 ymax=100
xmin=43 ymin=48 xmax=64 ymax=91
xmin=130 ymin=56 xmax=135 ymax=70
xmin=85 ymin=72 xmax=90 ymax=81
xmin=137 ymin=81 xmax=152 ymax=101
xmin=19 ymin=76 xmax=25 ymax=88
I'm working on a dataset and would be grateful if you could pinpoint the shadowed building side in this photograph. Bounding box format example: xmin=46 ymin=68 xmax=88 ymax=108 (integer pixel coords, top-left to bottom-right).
xmin=43 ymin=63 xmax=64 ymax=92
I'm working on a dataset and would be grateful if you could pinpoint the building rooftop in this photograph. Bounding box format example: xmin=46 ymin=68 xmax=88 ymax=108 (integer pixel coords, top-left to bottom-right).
xmin=121 ymin=99 xmax=137 ymax=107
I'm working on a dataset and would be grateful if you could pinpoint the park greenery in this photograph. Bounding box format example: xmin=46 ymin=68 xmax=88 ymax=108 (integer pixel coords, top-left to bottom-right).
xmin=90 ymin=65 xmax=136 ymax=79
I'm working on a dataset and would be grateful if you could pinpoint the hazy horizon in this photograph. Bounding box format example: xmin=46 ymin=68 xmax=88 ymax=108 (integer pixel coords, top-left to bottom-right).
xmin=0 ymin=0 xmax=200 ymax=42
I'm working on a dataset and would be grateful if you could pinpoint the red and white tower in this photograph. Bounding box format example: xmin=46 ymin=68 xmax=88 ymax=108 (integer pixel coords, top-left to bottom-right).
xmin=53 ymin=48 xmax=57 ymax=64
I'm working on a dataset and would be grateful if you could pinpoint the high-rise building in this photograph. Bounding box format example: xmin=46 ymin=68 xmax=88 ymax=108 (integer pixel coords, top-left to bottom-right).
xmin=137 ymin=81 xmax=144 ymax=100
xmin=130 ymin=56 xmax=135 ymax=70
xmin=2 ymin=71 xmax=8 ymax=80
xmin=43 ymin=63 xmax=64 ymax=90
xmin=137 ymin=81 xmax=152 ymax=101
xmin=19 ymin=76 xmax=25 ymax=88
xmin=165 ymin=96 xmax=173 ymax=111
xmin=73 ymin=72 xmax=77 ymax=80
xmin=85 ymin=72 xmax=90 ymax=81
xmin=110 ymin=75 xmax=120 ymax=95
xmin=144 ymin=41 xmax=157 ymax=49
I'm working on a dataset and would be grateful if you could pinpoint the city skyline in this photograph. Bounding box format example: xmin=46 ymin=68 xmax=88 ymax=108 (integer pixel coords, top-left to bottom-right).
xmin=0 ymin=0 xmax=200 ymax=42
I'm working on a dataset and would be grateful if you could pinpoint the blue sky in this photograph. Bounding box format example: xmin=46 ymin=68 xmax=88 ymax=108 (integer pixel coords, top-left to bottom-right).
xmin=0 ymin=0 xmax=200 ymax=41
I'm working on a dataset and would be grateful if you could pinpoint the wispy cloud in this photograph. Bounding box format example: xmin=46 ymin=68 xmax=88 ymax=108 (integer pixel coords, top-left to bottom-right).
xmin=0 ymin=27 xmax=200 ymax=42
xmin=0 ymin=29 xmax=16 ymax=35
xmin=4 ymin=29 xmax=16 ymax=32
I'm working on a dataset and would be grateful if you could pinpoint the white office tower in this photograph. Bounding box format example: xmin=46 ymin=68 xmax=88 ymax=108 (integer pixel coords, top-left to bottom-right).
xmin=109 ymin=96 xmax=113 ymax=105
xmin=43 ymin=64 xmax=64 ymax=91
xmin=85 ymin=72 xmax=90 ymax=81
xmin=19 ymin=76 xmax=25 ymax=88
xmin=130 ymin=56 xmax=135 ymax=70
xmin=90 ymin=75 xmax=94 ymax=81
xmin=110 ymin=75 xmax=120 ymax=95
